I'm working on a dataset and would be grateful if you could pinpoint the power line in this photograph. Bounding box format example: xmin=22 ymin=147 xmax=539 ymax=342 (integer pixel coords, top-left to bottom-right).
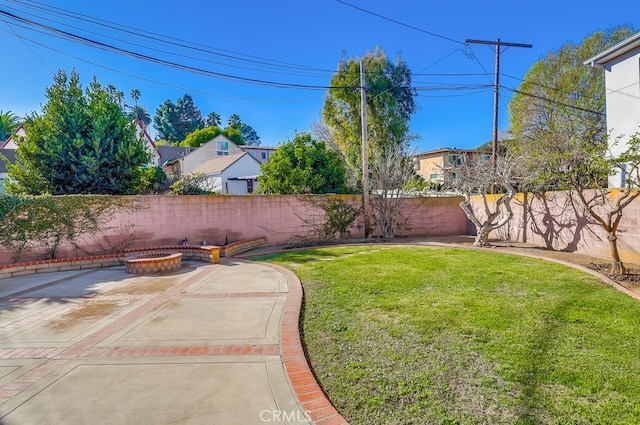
xmin=0 ymin=8 xmax=351 ymax=91
xmin=0 ymin=26 xmax=322 ymax=102
xmin=0 ymin=12 xmax=53 ymax=75
xmin=465 ymin=38 xmax=532 ymax=189
xmin=502 ymin=86 xmax=605 ymax=116
xmin=336 ymin=0 xmax=464 ymax=45
xmin=5 ymin=0 xmax=332 ymax=74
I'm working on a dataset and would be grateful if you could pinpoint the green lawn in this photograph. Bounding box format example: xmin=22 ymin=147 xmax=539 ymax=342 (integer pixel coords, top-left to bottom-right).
xmin=256 ymin=245 xmax=640 ymax=425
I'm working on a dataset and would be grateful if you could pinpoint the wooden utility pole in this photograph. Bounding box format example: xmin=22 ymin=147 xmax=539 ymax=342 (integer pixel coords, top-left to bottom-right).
xmin=465 ymin=39 xmax=532 ymax=189
xmin=360 ymin=59 xmax=370 ymax=238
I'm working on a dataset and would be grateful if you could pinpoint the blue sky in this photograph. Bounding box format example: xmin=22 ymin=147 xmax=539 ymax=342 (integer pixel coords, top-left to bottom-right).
xmin=1 ymin=0 xmax=638 ymax=152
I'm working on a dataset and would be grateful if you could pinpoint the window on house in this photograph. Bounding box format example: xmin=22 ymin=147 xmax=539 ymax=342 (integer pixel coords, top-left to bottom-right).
xmin=261 ymin=152 xmax=267 ymax=160
xmin=429 ymin=173 xmax=440 ymax=180
xmin=482 ymin=155 xmax=491 ymax=161
xmin=448 ymin=154 xmax=462 ymax=166
xmin=216 ymin=141 xmax=229 ymax=156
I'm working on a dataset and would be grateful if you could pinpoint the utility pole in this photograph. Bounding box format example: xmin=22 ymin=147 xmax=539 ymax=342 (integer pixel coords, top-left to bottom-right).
xmin=360 ymin=59 xmax=370 ymax=238
xmin=465 ymin=39 xmax=532 ymax=189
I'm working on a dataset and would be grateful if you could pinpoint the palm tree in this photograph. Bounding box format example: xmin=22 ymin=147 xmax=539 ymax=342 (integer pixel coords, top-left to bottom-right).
xmin=227 ymin=113 xmax=242 ymax=130
xmin=0 ymin=110 xmax=20 ymax=142
xmin=126 ymin=89 xmax=150 ymax=128
xmin=130 ymin=88 xmax=141 ymax=106
xmin=206 ymin=111 xmax=222 ymax=127
xmin=128 ymin=105 xmax=151 ymax=128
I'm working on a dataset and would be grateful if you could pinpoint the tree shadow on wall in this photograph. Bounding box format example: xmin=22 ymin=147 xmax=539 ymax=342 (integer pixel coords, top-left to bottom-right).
xmin=525 ymin=192 xmax=597 ymax=252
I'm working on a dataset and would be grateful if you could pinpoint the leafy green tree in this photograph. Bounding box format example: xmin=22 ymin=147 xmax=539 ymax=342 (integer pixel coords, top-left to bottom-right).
xmin=221 ymin=113 xmax=260 ymax=145
xmin=508 ymin=25 xmax=636 ymax=190
xmin=323 ymin=48 xmax=417 ymax=177
xmin=223 ymin=126 xmax=244 ymax=146
xmin=180 ymin=126 xmax=222 ymax=147
xmin=153 ymin=94 xmax=204 ymax=143
xmin=7 ymin=69 xmax=149 ymax=195
xmin=240 ymin=123 xmax=261 ymax=146
xmin=136 ymin=166 xmax=169 ymax=194
xmin=0 ymin=110 xmax=20 ymax=141
xmin=153 ymin=98 xmax=180 ymax=142
xmin=258 ymin=132 xmax=349 ymax=194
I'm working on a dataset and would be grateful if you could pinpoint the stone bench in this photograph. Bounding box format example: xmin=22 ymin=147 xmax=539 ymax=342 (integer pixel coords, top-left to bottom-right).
xmin=125 ymin=252 xmax=182 ymax=274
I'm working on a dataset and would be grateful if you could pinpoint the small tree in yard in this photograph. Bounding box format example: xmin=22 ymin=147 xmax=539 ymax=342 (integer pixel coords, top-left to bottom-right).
xmin=370 ymin=142 xmax=418 ymax=239
xmin=567 ymin=133 xmax=640 ymax=275
xmin=443 ymin=153 xmax=524 ymax=247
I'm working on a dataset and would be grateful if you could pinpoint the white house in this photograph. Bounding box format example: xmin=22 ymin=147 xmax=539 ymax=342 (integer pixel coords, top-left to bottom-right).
xmin=1 ymin=125 xmax=25 ymax=149
xmin=241 ymin=145 xmax=277 ymax=164
xmin=191 ymin=152 xmax=261 ymax=194
xmin=0 ymin=149 xmax=15 ymax=191
xmin=585 ymin=32 xmax=640 ymax=187
xmin=135 ymin=120 xmax=160 ymax=167
xmin=180 ymin=134 xmax=245 ymax=175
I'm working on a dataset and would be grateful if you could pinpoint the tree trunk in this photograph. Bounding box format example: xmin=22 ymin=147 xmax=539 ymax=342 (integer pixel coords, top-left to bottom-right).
xmin=608 ymin=233 xmax=627 ymax=275
xmin=474 ymin=227 xmax=490 ymax=247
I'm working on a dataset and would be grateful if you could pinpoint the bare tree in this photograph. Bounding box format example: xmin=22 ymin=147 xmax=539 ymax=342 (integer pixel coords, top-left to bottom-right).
xmin=370 ymin=142 xmax=418 ymax=239
xmin=443 ymin=153 xmax=525 ymax=247
xmin=567 ymin=133 xmax=640 ymax=275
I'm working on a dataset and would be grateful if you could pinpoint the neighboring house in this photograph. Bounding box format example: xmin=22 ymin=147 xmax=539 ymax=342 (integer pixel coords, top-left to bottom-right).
xmin=1 ymin=125 xmax=25 ymax=149
xmin=135 ymin=121 xmax=160 ymax=167
xmin=585 ymin=31 xmax=640 ymax=188
xmin=413 ymin=148 xmax=490 ymax=188
xmin=241 ymin=145 xmax=277 ymax=164
xmin=191 ymin=152 xmax=261 ymax=194
xmin=181 ymin=134 xmax=245 ymax=176
xmin=0 ymin=149 xmax=15 ymax=191
xmin=158 ymin=145 xmax=196 ymax=178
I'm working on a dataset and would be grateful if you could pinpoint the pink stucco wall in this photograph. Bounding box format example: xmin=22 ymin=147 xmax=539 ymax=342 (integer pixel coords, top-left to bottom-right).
xmin=473 ymin=191 xmax=640 ymax=264
xmin=0 ymin=194 xmax=469 ymax=264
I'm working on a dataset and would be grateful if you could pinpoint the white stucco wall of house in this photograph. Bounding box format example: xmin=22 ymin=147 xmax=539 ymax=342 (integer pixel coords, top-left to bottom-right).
xmin=603 ymin=50 xmax=640 ymax=187
xmin=203 ymin=154 xmax=261 ymax=195
xmin=182 ymin=135 xmax=243 ymax=175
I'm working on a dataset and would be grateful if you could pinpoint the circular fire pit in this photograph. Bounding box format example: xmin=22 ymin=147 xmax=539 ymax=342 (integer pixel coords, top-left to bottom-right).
xmin=125 ymin=252 xmax=182 ymax=274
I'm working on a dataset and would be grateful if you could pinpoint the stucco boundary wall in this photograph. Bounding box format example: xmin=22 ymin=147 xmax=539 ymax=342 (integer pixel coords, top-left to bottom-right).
xmin=110 ymin=194 xmax=468 ymax=247
xmin=471 ymin=190 xmax=640 ymax=264
xmin=0 ymin=195 xmax=468 ymax=265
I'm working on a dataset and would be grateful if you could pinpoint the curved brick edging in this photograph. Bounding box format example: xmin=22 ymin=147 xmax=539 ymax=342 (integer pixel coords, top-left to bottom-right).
xmin=0 ymin=237 xmax=268 ymax=280
xmin=125 ymin=252 xmax=182 ymax=274
xmin=248 ymin=242 xmax=640 ymax=425
xmin=267 ymin=262 xmax=350 ymax=425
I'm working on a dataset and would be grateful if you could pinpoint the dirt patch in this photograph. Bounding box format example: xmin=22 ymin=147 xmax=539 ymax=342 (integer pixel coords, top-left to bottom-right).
xmin=47 ymin=301 xmax=120 ymax=332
